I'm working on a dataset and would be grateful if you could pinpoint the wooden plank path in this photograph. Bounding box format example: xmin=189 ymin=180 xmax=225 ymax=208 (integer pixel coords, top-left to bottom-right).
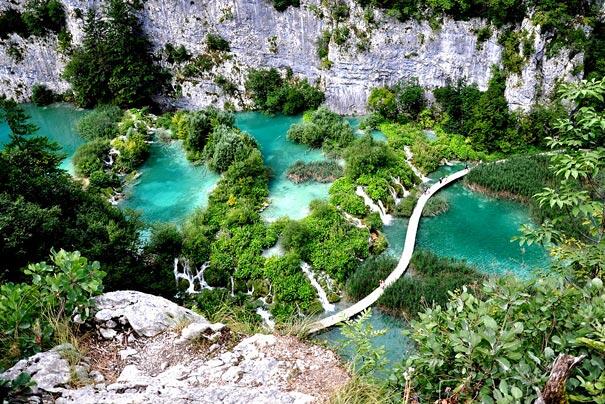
xmin=307 ymin=168 xmax=470 ymax=334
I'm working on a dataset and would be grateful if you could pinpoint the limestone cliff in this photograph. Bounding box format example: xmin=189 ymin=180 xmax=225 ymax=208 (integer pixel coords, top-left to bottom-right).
xmin=0 ymin=0 xmax=582 ymax=113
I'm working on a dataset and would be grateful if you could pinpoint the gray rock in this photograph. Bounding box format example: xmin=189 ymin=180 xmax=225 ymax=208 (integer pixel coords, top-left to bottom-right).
xmin=104 ymin=319 xmax=117 ymax=329
xmin=89 ymin=370 xmax=105 ymax=384
xmin=177 ymin=321 xmax=225 ymax=344
xmin=0 ymin=344 xmax=73 ymax=392
xmin=118 ymin=348 xmax=138 ymax=360
xmin=93 ymin=290 xmax=208 ymax=337
xmin=98 ymin=328 xmax=117 ymax=340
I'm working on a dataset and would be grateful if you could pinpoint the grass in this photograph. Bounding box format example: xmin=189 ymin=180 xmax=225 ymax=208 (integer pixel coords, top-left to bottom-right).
xmin=329 ymin=376 xmax=401 ymax=404
xmin=346 ymin=251 xmax=485 ymax=319
xmin=286 ymin=160 xmax=344 ymax=183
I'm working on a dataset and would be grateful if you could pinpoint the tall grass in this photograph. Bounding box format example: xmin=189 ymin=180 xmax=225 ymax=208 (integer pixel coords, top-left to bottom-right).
xmin=465 ymin=154 xmax=554 ymax=201
xmin=346 ymin=252 xmax=485 ymax=319
xmin=329 ymin=376 xmax=401 ymax=404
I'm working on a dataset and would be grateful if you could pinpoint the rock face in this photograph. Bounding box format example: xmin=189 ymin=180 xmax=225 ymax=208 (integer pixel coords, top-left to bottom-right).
xmin=93 ymin=290 xmax=208 ymax=338
xmin=0 ymin=0 xmax=580 ymax=113
xmin=0 ymin=291 xmax=349 ymax=403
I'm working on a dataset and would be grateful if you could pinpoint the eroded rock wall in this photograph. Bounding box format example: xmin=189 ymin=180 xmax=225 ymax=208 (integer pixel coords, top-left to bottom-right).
xmin=0 ymin=0 xmax=582 ymax=113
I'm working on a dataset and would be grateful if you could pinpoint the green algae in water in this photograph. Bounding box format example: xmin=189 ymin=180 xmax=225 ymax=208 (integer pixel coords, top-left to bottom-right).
xmin=235 ymin=112 xmax=332 ymax=220
xmin=120 ymin=141 xmax=219 ymax=224
xmin=0 ymin=103 xmax=87 ymax=173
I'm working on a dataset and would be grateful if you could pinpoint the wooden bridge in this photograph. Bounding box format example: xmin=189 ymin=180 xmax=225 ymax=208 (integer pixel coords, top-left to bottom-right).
xmin=307 ymin=168 xmax=470 ymax=334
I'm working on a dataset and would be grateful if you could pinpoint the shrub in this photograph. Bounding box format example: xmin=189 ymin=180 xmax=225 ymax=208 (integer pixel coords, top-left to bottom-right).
xmin=272 ymin=0 xmax=300 ymax=12
xmin=72 ymin=138 xmax=110 ymax=177
xmin=0 ymin=9 xmax=29 ymax=39
xmin=206 ymin=33 xmax=230 ymax=52
xmin=317 ymin=30 xmax=331 ymax=60
xmin=204 ymin=126 xmax=258 ymax=172
xmin=1 ymin=250 xmax=105 ymax=368
xmin=22 ymin=0 xmax=66 ymax=37
xmin=402 ymin=276 xmax=605 ymax=403
xmin=287 ymin=106 xmax=354 ymax=153
xmin=31 ymin=84 xmax=56 ymax=106
xmin=76 ymin=105 xmax=123 ymax=140
xmin=329 ymin=177 xmax=368 ymax=216
xmin=164 ymin=43 xmax=191 ymax=64
xmin=245 ymin=68 xmax=324 ymax=115
xmin=180 ymin=108 xmax=235 ymax=161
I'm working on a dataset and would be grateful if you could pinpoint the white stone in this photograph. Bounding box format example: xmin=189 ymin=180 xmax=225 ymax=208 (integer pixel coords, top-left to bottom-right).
xmin=117 ymin=365 xmax=141 ymax=383
xmin=98 ymin=328 xmax=117 ymax=340
xmin=118 ymin=348 xmax=138 ymax=360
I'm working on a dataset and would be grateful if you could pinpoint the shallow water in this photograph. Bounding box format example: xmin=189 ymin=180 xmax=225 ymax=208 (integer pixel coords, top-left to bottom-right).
xmin=120 ymin=141 xmax=220 ymax=224
xmin=235 ymin=112 xmax=331 ymax=220
xmin=0 ymin=103 xmax=87 ymax=173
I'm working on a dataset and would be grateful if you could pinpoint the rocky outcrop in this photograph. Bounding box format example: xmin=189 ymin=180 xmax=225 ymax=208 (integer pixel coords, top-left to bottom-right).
xmin=0 ymin=291 xmax=349 ymax=403
xmin=0 ymin=0 xmax=581 ymax=113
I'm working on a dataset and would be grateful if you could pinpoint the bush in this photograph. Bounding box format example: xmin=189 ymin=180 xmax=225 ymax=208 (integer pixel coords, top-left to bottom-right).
xmin=22 ymin=0 xmax=66 ymax=37
xmin=206 ymin=33 xmax=230 ymax=52
xmin=76 ymin=105 xmax=123 ymax=141
xmin=245 ymin=68 xmax=324 ymax=115
xmin=179 ymin=108 xmax=235 ymax=161
xmin=287 ymin=106 xmax=354 ymax=153
xmin=204 ymin=126 xmax=258 ymax=173
xmin=402 ymin=276 xmax=605 ymax=403
xmin=73 ymin=138 xmax=110 ymax=177
xmin=31 ymin=84 xmax=56 ymax=106
xmin=329 ymin=177 xmax=368 ymax=216
xmin=317 ymin=30 xmax=331 ymax=60
xmin=164 ymin=43 xmax=191 ymax=64
xmin=1 ymin=250 xmax=105 ymax=368
xmin=0 ymin=9 xmax=29 ymax=39
xmin=272 ymin=0 xmax=300 ymax=11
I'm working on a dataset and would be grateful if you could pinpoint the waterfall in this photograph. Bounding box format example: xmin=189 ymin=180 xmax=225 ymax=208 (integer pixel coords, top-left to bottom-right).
xmin=104 ymin=148 xmax=120 ymax=167
xmin=404 ymin=146 xmax=430 ymax=183
xmin=342 ymin=211 xmax=365 ymax=228
xmin=355 ymin=186 xmax=393 ymax=225
xmin=173 ymin=258 xmax=214 ymax=294
xmin=256 ymin=307 xmax=275 ymax=330
xmin=230 ymin=276 xmax=235 ymax=297
xmin=388 ymin=185 xmax=402 ymax=205
xmin=301 ymin=263 xmax=335 ymax=312
xmin=392 ymin=177 xmax=410 ymax=197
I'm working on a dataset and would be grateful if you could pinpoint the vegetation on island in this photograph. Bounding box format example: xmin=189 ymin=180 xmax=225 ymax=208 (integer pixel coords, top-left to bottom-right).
xmin=286 ymin=160 xmax=344 ymax=184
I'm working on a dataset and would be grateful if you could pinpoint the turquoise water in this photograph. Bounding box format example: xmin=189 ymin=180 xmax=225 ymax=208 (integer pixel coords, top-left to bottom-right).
xmin=120 ymin=141 xmax=220 ymax=224
xmin=236 ymin=112 xmax=331 ymax=220
xmin=0 ymin=103 xmax=87 ymax=173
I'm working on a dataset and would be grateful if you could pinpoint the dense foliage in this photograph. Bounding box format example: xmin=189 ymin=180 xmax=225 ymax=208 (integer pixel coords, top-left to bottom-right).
xmin=0 ymin=0 xmax=65 ymax=39
xmin=30 ymin=84 xmax=57 ymax=106
xmin=76 ymin=105 xmax=122 ymax=141
xmin=401 ymin=276 xmax=605 ymax=402
xmin=63 ymin=0 xmax=166 ymax=108
xmin=166 ymin=108 xmax=235 ymax=162
xmin=347 ymin=252 xmax=483 ymax=318
xmin=204 ymin=126 xmax=259 ymax=173
xmin=245 ymin=68 xmax=324 ymax=115
xmin=367 ymin=80 xmax=426 ymax=123
xmin=286 ymin=160 xmax=343 ymax=183
xmin=287 ymin=107 xmax=354 ymax=154
xmin=0 ymin=250 xmax=105 ymax=369
xmin=272 ymin=0 xmax=300 ymax=12
xmin=465 ymin=155 xmax=555 ymax=201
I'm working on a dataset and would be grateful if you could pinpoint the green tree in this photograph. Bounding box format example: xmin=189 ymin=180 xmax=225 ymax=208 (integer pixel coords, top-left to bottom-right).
xmin=518 ymin=77 xmax=605 ymax=279
xmin=63 ymin=0 xmax=166 ymax=107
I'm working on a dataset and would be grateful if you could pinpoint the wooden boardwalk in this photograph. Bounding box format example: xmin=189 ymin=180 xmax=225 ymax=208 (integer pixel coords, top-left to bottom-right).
xmin=307 ymin=168 xmax=470 ymax=334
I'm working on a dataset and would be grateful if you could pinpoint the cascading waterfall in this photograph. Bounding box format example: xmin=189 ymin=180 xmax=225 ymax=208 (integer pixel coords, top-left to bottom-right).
xmin=355 ymin=186 xmax=393 ymax=225
xmin=392 ymin=177 xmax=410 ymax=197
xmin=173 ymin=258 xmax=214 ymax=294
xmin=301 ymin=263 xmax=335 ymax=312
xmin=256 ymin=296 xmax=275 ymax=330
xmin=404 ymin=146 xmax=430 ymax=183
xmin=104 ymin=148 xmax=120 ymax=167
xmin=230 ymin=276 xmax=235 ymax=297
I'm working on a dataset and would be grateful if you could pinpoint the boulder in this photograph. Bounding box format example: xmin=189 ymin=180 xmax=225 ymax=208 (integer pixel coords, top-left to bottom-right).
xmin=93 ymin=290 xmax=207 ymax=337
xmin=1 ymin=344 xmax=75 ymax=393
